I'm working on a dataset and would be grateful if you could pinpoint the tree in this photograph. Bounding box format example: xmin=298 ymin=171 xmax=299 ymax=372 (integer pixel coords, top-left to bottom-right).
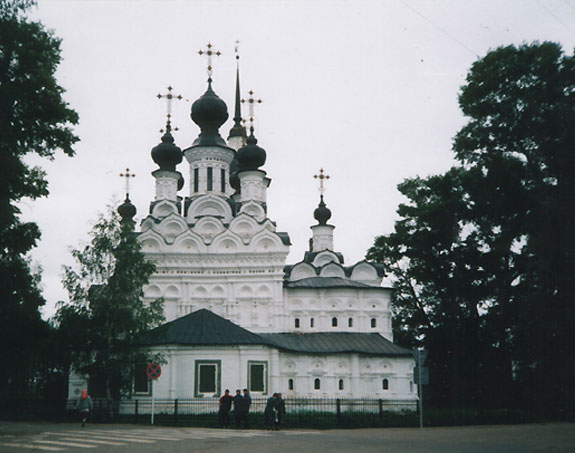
xmin=0 ymin=0 xmax=78 ymax=396
xmin=56 ymin=204 xmax=164 ymax=401
xmin=369 ymin=42 xmax=575 ymax=415
xmin=454 ymin=42 xmax=575 ymax=414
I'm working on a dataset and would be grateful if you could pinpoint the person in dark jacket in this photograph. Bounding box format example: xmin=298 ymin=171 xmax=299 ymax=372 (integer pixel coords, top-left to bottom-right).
xmin=275 ymin=393 xmax=286 ymax=430
xmin=78 ymin=389 xmax=93 ymax=427
xmin=265 ymin=393 xmax=278 ymax=430
xmin=240 ymin=388 xmax=252 ymax=429
xmin=218 ymin=389 xmax=234 ymax=428
xmin=233 ymin=389 xmax=243 ymax=428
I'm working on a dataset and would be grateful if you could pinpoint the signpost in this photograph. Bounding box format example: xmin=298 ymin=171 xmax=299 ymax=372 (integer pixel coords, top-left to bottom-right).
xmin=146 ymin=363 xmax=161 ymax=425
xmin=412 ymin=349 xmax=428 ymax=428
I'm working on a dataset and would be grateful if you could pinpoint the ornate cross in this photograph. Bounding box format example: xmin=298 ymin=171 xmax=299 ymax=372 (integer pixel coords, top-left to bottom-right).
xmin=314 ymin=168 xmax=330 ymax=195
xmin=234 ymin=39 xmax=240 ymax=61
xmin=157 ymin=85 xmax=182 ymax=129
xmin=241 ymin=90 xmax=262 ymax=129
xmin=120 ymin=168 xmax=136 ymax=196
xmin=198 ymin=42 xmax=221 ymax=80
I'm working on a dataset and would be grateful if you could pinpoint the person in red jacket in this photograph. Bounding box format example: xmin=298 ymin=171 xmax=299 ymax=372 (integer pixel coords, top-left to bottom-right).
xmin=218 ymin=389 xmax=234 ymax=428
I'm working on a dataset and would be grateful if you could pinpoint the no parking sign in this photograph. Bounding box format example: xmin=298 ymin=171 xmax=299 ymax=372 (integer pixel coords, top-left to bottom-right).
xmin=146 ymin=363 xmax=161 ymax=380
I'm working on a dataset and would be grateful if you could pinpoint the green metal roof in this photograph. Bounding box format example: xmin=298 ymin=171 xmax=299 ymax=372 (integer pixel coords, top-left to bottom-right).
xmin=142 ymin=309 xmax=411 ymax=356
xmin=285 ymin=277 xmax=381 ymax=289
xmin=142 ymin=308 xmax=269 ymax=347
xmin=260 ymin=332 xmax=412 ymax=356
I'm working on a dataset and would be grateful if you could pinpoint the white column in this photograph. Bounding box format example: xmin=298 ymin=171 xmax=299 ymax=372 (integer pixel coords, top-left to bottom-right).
xmin=270 ymin=349 xmax=280 ymax=394
xmin=169 ymin=350 xmax=176 ymax=399
xmin=351 ymin=354 xmax=360 ymax=397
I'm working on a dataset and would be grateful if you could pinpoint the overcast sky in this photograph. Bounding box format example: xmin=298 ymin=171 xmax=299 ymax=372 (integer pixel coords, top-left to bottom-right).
xmin=24 ymin=0 xmax=575 ymax=319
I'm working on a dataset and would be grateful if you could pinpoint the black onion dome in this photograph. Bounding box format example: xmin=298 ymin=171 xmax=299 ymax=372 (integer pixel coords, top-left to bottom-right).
xmin=151 ymin=128 xmax=182 ymax=171
xmin=118 ymin=195 xmax=137 ymax=222
xmin=236 ymin=128 xmax=266 ymax=172
xmin=314 ymin=195 xmax=332 ymax=225
xmin=229 ymin=155 xmax=240 ymax=191
xmin=177 ymin=172 xmax=184 ymax=191
xmin=191 ymin=81 xmax=229 ymax=146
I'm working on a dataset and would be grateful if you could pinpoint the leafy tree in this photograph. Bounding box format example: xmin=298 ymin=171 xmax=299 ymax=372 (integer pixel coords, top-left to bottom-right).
xmin=454 ymin=42 xmax=575 ymax=414
xmin=0 ymin=0 xmax=78 ymax=396
xmin=56 ymin=205 xmax=164 ymax=401
xmin=369 ymin=42 xmax=575 ymax=415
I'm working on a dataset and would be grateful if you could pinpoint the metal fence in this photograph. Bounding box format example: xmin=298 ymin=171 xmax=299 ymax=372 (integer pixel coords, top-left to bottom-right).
xmin=67 ymin=397 xmax=418 ymax=428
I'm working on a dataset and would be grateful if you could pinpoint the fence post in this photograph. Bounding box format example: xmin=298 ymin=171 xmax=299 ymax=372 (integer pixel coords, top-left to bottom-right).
xmin=134 ymin=400 xmax=139 ymax=424
xmin=174 ymin=399 xmax=179 ymax=426
xmin=336 ymin=398 xmax=341 ymax=424
xmin=379 ymin=399 xmax=383 ymax=421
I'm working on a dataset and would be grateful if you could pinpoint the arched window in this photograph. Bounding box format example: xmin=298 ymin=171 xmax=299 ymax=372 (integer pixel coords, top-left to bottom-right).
xmin=288 ymin=379 xmax=294 ymax=390
xmin=310 ymin=318 xmax=315 ymax=328
xmin=332 ymin=317 xmax=338 ymax=327
xmin=314 ymin=378 xmax=321 ymax=390
xmin=295 ymin=318 xmax=300 ymax=328
xmin=339 ymin=379 xmax=344 ymax=390
xmin=382 ymin=378 xmax=389 ymax=390
xmin=371 ymin=318 xmax=377 ymax=328
xmin=348 ymin=318 xmax=353 ymax=327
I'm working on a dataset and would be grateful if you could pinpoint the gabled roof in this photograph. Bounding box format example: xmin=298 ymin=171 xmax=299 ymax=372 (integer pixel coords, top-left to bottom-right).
xmin=142 ymin=309 xmax=410 ymax=357
xmin=141 ymin=308 xmax=269 ymax=347
xmin=285 ymin=276 xmax=383 ymax=289
xmin=260 ymin=332 xmax=412 ymax=356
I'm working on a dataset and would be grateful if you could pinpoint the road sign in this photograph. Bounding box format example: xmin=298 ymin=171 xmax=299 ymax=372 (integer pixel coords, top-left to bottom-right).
xmin=146 ymin=363 xmax=162 ymax=380
xmin=414 ymin=366 xmax=429 ymax=385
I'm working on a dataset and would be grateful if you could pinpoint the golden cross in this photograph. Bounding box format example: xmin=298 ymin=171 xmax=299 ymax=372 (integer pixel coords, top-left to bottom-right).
xmin=157 ymin=85 xmax=183 ymax=128
xmin=234 ymin=39 xmax=240 ymax=61
xmin=241 ymin=90 xmax=262 ymax=129
xmin=198 ymin=42 xmax=221 ymax=80
xmin=314 ymin=168 xmax=330 ymax=195
xmin=120 ymin=168 xmax=136 ymax=196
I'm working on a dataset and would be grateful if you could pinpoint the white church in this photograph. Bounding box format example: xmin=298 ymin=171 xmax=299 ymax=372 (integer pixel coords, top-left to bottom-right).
xmin=91 ymin=47 xmax=416 ymax=401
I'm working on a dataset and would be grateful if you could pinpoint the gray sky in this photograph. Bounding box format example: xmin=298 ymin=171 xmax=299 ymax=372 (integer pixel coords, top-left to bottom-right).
xmin=24 ymin=0 xmax=575 ymax=318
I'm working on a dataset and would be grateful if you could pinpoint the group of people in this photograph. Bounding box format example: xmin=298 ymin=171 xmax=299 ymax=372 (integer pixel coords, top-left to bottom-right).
xmin=218 ymin=389 xmax=286 ymax=430
xmin=218 ymin=388 xmax=252 ymax=429
xmin=264 ymin=393 xmax=286 ymax=431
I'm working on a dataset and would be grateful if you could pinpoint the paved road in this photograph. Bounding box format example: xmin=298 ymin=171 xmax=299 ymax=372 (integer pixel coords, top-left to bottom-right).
xmin=0 ymin=422 xmax=573 ymax=452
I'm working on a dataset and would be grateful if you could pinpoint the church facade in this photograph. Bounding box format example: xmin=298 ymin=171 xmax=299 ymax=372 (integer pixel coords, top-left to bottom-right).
xmin=108 ymin=52 xmax=415 ymax=401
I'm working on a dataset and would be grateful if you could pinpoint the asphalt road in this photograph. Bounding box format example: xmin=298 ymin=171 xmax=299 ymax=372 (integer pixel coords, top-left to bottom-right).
xmin=0 ymin=421 xmax=573 ymax=452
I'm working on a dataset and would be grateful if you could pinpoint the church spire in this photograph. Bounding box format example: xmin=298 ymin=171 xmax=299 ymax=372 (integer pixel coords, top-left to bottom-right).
xmin=228 ymin=40 xmax=245 ymax=143
xmin=310 ymin=168 xmax=335 ymax=252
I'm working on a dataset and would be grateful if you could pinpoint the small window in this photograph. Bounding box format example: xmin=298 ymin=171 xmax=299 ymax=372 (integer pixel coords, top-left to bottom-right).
xmin=314 ymin=378 xmax=321 ymax=390
xmin=339 ymin=379 xmax=344 ymax=390
xmin=195 ymin=360 xmax=220 ymax=396
xmin=288 ymin=378 xmax=294 ymax=390
xmin=295 ymin=318 xmax=300 ymax=328
xmin=371 ymin=318 xmax=377 ymax=328
xmin=248 ymin=361 xmax=267 ymax=393
xmin=194 ymin=168 xmax=199 ymax=192
xmin=332 ymin=317 xmax=338 ymax=327
xmin=220 ymin=168 xmax=226 ymax=193
xmin=382 ymin=378 xmax=389 ymax=390
xmin=310 ymin=318 xmax=314 ymax=328
xmin=348 ymin=318 xmax=353 ymax=327
xmin=133 ymin=364 xmax=150 ymax=394
xmin=207 ymin=167 xmax=213 ymax=191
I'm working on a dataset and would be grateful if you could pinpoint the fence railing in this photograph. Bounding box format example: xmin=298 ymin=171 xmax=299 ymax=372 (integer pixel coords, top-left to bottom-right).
xmin=67 ymin=397 xmax=418 ymax=428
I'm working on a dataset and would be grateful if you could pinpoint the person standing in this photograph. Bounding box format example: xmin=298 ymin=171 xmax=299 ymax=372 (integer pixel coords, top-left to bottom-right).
xmin=218 ymin=389 xmax=234 ymax=428
xmin=241 ymin=388 xmax=252 ymax=429
xmin=265 ymin=393 xmax=278 ymax=430
xmin=275 ymin=393 xmax=286 ymax=430
xmin=233 ymin=389 xmax=244 ymax=429
xmin=78 ymin=389 xmax=93 ymax=427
